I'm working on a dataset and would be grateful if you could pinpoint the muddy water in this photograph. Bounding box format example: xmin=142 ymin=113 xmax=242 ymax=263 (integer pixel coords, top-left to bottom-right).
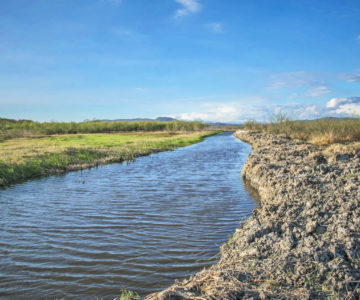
xmin=0 ymin=132 xmax=256 ymax=299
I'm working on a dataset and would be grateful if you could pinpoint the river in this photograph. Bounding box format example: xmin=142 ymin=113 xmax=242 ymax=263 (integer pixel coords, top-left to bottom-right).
xmin=0 ymin=131 xmax=256 ymax=298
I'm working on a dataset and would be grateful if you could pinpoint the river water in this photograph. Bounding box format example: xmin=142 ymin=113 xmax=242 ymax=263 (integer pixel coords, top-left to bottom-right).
xmin=0 ymin=132 xmax=256 ymax=299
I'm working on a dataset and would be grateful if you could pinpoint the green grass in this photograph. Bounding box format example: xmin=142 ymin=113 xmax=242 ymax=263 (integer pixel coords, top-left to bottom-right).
xmin=244 ymin=116 xmax=360 ymax=146
xmin=0 ymin=131 xmax=219 ymax=187
xmin=114 ymin=289 xmax=141 ymax=300
xmin=95 ymin=289 xmax=141 ymax=300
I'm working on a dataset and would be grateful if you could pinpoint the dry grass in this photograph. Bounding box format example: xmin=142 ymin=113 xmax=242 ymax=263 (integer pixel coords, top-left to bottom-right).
xmin=244 ymin=117 xmax=360 ymax=146
xmin=323 ymin=141 xmax=360 ymax=157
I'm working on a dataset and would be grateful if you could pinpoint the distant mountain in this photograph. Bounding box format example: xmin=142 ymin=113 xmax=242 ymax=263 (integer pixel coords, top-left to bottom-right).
xmin=315 ymin=117 xmax=358 ymax=121
xmin=155 ymin=117 xmax=177 ymax=122
xmin=0 ymin=117 xmax=34 ymax=123
xmin=293 ymin=117 xmax=358 ymax=123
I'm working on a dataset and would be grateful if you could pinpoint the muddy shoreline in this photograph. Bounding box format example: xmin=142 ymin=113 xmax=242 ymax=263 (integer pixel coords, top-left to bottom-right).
xmin=146 ymin=130 xmax=360 ymax=299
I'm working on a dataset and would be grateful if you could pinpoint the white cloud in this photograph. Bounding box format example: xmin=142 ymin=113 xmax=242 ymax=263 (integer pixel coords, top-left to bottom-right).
xmin=335 ymin=103 xmax=360 ymax=116
xmin=298 ymin=105 xmax=320 ymax=118
xmin=168 ymin=100 xmax=326 ymax=123
xmin=326 ymin=97 xmax=360 ymax=108
xmin=174 ymin=0 xmax=201 ymax=17
xmin=168 ymin=101 xmax=265 ymax=123
xmin=307 ymin=86 xmax=331 ymax=97
xmin=176 ymin=112 xmax=211 ymax=121
xmin=357 ymin=35 xmax=360 ymax=40
xmin=175 ymin=104 xmax=239 ymax=122
xmin=167 ymin=96 xmax=360 ymax=124
xmin=327 ymin=98 xmax=349 ymax=108
xmin=326 ymin=97 xmax=360 ymax=116
xmin=206 ymin=22 xmax=224 ymax=34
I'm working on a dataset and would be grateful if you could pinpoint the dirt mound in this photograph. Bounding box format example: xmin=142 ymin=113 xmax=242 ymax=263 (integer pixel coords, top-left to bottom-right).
xmin=146 ymin=131 xmax=360 ymax=299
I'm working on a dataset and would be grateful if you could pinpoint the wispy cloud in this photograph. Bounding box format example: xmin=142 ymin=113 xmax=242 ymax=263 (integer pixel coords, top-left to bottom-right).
xmin=342 ymin=71 xmax=360 ymax=82
xmin=269 ymin=71 xmax=326 ymax=89
xmin=271 ymin=69 xmax=360 ymax=88
xmin=326 ymin=97 xmax=360 ymax=116
xmin=104 ymin=0 xmax=122 ymax=5
xmin=307 ymin=86 xmax=331 ymax=97
xmin=112 ymin=28 xmax=133 ymax=36
xmin=110 ymin=27 xmax=147 ymax=42
xmin=174 ymin=0 xmax=201 ymax=17
xmin=357 ymin=35 xmax=360 ymax=40
xmin=269 ymin=72 xmax=332 ymax=99
xmin=206 ymin=22 xmax=224 ymax=34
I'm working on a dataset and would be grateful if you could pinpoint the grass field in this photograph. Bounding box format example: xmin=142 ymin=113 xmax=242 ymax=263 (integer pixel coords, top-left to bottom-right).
xmin=0 ymin=131 xmax=218 ymax=187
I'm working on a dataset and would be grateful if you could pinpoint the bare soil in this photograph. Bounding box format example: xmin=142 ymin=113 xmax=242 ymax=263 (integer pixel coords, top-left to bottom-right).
xmin=146 ymin=130 xmax=360 ymax=300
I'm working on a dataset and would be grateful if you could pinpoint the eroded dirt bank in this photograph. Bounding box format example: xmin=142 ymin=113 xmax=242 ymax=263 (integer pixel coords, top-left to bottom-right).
xmin=146 ymin=130 xmax=360 ymax=299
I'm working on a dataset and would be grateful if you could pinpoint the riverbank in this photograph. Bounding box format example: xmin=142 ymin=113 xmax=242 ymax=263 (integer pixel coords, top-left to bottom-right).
xmin=0 ymin=131 xmax=217 ymax=187
xmin=146 ymin=130 xmax=360 ymax=299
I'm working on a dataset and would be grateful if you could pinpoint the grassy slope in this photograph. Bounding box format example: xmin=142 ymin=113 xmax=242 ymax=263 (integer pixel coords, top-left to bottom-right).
xmin=0 ymin=131 xmax=218 ymax=187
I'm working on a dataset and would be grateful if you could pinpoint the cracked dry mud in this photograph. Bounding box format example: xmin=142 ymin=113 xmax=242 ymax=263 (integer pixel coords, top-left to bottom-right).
xmin=146 ymin=130 xmax=360 ymax=300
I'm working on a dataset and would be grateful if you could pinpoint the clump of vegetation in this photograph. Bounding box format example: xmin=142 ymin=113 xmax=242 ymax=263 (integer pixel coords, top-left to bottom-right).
xmin=244 ymin=114 xmax=360 ymax=146
xmin=0 ymin=118 xmax=209 ymax=141
xmin=114 ymin=289 xmax=141 ymax=300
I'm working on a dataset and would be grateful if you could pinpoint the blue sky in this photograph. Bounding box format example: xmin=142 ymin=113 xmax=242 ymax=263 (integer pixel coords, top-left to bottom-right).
xmin=1 ymin=0 xmax=360 ymax=122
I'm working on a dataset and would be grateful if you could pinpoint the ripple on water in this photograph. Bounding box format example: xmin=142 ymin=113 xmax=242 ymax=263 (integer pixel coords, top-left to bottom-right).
xmin=0 ymin=132 xmax=257 ymax=298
